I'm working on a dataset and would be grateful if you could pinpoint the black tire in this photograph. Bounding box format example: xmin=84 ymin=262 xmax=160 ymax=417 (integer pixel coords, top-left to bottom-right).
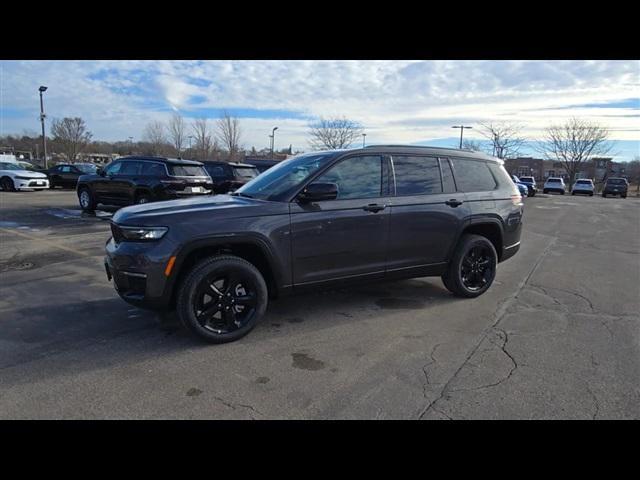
xmin=590 ymin=193 xmax=594 ymax=197
xmin=602 ymin=193 xmax=606 ymax=198
xmin=49 ymin=181 xmax=56 ymax=189
xmin=543 ymin=189 xmax=548 ymax=194
xmin=622 ymin=195 xmax=627 ymax=199
xmin=530 ymin=191 xmax=536 ymax=197
xmin=135 ymin=193 xmax=151 ymax=205
xmin=442 ymin=234 xmax=498 ymax=298
xmin=1 ymin=177 xmax=16 ymax=192
xmin=571 ymin=191 xmax=575 ymax=195
xmin=78 ymin=187 xmax=97 ymax=212
xmin=176 ymin=255 xmax=268 ymax=343
xmin=561 ymin=191 xmax=565 ymax=195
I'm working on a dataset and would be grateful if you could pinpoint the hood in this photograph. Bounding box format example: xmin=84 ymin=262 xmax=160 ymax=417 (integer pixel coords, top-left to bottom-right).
xmin=1 ymin=168 xmax=47 ymax=178
xmin=113 ymin=194 xmax=283 ymax=226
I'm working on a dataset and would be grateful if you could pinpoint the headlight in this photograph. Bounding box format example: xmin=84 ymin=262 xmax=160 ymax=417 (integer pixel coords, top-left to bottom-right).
xmin=119 ymin=226 xmax=168 ymax=241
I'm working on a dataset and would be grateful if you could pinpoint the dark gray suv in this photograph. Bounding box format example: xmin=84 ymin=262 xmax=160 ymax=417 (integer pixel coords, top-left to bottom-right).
xmin=105 ymin=146 xmax=523 ymax=343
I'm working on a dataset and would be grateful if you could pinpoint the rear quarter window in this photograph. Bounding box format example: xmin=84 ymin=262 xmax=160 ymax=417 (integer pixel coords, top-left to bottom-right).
xmin=452 ymin=158 xmax=498 ymax=192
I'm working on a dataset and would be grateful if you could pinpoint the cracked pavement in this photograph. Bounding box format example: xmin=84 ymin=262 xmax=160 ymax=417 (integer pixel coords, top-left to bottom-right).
xmin=0 ymin=190 xmax=638 ymax=419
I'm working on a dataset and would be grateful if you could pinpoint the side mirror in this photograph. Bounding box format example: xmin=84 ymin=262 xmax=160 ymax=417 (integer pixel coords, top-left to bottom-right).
xmin=297 ymin=182 xmax=338 ymax=203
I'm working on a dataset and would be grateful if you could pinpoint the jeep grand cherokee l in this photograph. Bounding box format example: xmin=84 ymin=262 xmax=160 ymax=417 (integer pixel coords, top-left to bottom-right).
xmin=77 ymin=156 xmax=213 ymax=211
xmin=105 ymin=146 xmax=523 ymax=343
xmin=602 ymin=177 xmax=628 ymax=198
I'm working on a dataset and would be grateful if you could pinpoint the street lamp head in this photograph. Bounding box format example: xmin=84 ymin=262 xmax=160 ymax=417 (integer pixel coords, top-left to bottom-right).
xmin=39 ymin=86 xmax=48 ymax=92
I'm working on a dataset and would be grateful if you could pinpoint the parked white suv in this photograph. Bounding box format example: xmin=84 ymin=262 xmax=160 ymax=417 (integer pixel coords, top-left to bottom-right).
xmin=543 ymin=177 xmax=566 ymax=195
xmin=0 ymin=161 xmax=49 ymax=191
xmin=571 ymin=179 xmax=595 ymax=196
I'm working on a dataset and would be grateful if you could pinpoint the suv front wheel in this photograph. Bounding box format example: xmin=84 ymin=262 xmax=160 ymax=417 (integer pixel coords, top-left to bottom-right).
xmin=442 ymin=234 xmax=498 ymax=298
xmin=176 ymin=255 xmax=268 ymax=343
xmin=78 ymin=187 xmax=97 ymax=212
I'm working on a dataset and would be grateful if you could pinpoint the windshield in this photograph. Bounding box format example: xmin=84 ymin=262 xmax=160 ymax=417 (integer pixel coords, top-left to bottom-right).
xmin=548 ymin=179 xmax=561 ymax=183
xmin=606 ymin=178 xmax=626 ymax=185
xmin=233 ymin=166 xmax=259 ymax=180
xmin=520 ymin=177 xmax=534 ymax=182
xmin=76 ymin=164 xmax=97 ymax=173
xmin=235 ymin=153 xmax=336 ymax=201
xmin=576 ymin=180 xmax=592 ymax=185
xmin=169 ymin=164 xmax=208 ymax=177
xmin=0 ymin=162 xmax=22 ymax=171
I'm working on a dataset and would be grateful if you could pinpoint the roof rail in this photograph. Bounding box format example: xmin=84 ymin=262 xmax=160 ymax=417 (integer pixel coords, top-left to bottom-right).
xmin=364 ymin=144 xmax=476 ymax=153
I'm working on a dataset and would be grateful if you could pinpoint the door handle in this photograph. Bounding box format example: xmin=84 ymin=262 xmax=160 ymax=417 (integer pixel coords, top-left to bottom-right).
xmin=362 ymin=203 xmax=386 ymax=213
xmin=445 ymin=199 xmax=463 ymax=208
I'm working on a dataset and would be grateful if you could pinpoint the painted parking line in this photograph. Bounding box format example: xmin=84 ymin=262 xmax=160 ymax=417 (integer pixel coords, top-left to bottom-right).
xmin=0 ymin=227 xmax=92 ymax=257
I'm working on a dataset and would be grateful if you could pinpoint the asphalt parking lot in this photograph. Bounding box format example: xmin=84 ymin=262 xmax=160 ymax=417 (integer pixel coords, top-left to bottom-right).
xmin=0 ymin=189 xmax=638 ymax=419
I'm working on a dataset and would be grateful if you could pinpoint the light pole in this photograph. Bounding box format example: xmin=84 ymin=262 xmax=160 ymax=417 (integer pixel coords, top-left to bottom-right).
xmin=362 ymin=133 xmax=367 ymax=148
xmin=128 ymin=136 xmax=133 ymax=155
xmin=269 ymin=126 xmax=278 ymax=160
xmin=38 ymin=86 xmax=48 ymax=168
xmin=451 ymin=125 xmax=473 ymax=149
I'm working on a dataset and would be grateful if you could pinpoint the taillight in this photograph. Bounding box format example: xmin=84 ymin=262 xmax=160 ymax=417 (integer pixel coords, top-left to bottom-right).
xmin=160 ymin=180 xmax=186 ymax=191
xmin=511 ymin=194 xmax=523 ymax=206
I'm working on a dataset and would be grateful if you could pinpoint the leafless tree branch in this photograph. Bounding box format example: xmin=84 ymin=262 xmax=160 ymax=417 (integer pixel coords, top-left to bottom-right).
xmin=50 ymin=117 xmax=93 ymax=162
xmin=308 ymin=117 xmax=364 ymax=150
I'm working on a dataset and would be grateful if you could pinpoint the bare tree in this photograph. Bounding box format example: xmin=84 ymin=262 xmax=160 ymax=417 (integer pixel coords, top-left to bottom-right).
xmin=477 ymin=122 xmax=527 ymax=159
xmin=143 ymin=121 xmax=168 ymax=156
xmin=167 ymin=113 xmax=187 ymax=156
xmin=308 ymin=117 xmax=364 ymax=150
xmin=216 ymin=111 xmax=242 ymax=161
xmin=191 ymin=118 xmax=213 ymax=161
xmin=50 ymin=117 xmax=93 ymax=162
xmin=462 ymin=139 xmax=485 ymax=152
xmin=539 ymin=117 xmax=612 ymax=184
xmin=626 ymin=157 xmax=640 ymax=195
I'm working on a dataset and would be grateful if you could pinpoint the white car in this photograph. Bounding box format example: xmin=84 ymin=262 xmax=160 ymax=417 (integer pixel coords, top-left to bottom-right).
xmin=543 ymin=177 xmax=566 ymax=195
xmin=0 ymin=161 xmax=49 ymax=191
xmin=571 ymin=179 xmax=595 ymax=196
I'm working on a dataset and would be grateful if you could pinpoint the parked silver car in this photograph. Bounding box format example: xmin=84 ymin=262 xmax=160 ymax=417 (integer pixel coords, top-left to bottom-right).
xmin=543 ymin=177 xmax=566 ymax=195
xmin=571 ymin=179 xmax=594 ymax=196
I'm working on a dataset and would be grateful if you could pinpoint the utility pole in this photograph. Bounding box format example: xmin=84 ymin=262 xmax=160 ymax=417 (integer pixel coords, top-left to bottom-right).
xmin=270 ymin=126 xmax=278 ymax=160
xmin=451 ymin=125 xmax=473 ymax=149
xmin=39 ymin=86 xmax=48 ymax=168
xmin=362 ymin=133 xmax=367 ymax=148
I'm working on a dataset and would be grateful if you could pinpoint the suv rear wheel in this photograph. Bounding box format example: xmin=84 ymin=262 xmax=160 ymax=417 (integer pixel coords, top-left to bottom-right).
xmin=176 ymin=255 xmax=268 ymax=343
xmin=442 ymin=234 xmax=498 ymax=298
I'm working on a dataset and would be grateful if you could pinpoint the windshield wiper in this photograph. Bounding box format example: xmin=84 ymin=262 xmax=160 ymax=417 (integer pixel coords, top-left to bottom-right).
xmin=230 ymin=192 xmax=254 ymax=198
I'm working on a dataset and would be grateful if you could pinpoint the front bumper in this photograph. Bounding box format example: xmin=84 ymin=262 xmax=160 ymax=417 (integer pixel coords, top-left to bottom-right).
xmin=15 ymin=178 xmax=49 ymax=190
xmin=104 ymin=236 xmax=177 ymax=311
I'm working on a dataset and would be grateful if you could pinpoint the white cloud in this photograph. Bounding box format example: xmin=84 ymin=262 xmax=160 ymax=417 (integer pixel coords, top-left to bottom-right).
xmin=1 ymin=60 xmax=638 ymax=157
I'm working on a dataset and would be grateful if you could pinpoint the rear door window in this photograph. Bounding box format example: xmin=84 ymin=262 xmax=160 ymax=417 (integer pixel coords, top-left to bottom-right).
xmin=452 ymin=158 xmax=497 ymax=192
xmin=120 ymin=161 xmax=142 ymax=175
xmin=392 ymin=156 xmax=442 ymax=196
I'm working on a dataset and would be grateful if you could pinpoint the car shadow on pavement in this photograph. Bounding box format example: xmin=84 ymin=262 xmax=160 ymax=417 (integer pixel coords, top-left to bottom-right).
xmin=0 ymin=278 xmax=460 ymax=387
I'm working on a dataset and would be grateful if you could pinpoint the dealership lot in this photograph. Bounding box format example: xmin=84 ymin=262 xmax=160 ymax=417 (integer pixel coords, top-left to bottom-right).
xmin=0 ymin=190 xmax=638 ymax=419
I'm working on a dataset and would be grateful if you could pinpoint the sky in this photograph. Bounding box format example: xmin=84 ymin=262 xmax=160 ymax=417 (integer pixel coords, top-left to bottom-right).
xmin=1 ymin=60 xmax=639 ymax=160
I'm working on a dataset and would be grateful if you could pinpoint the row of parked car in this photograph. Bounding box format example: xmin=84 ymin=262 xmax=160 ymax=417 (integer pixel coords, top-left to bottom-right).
xmin=0 ymin=157 xmax=280 ymax=199
xmin=510 ymin=174 xmax=629 ymax=198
